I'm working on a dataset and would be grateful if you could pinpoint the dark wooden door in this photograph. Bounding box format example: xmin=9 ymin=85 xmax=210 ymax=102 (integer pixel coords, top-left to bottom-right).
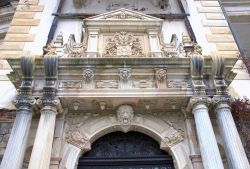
xmin=77 ymin=132 xmax=175 ymax=169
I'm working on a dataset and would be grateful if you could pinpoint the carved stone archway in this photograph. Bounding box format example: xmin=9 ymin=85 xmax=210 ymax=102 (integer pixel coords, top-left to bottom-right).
xmin=59 ymin=111 xmax=193 ymax=169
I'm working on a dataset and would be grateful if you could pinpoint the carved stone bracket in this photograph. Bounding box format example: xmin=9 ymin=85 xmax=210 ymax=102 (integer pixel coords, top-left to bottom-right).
xmin=212 ymin=55 xmax=228 ymax=95
xmin=190 ymin=55 xmax=205 ymax=95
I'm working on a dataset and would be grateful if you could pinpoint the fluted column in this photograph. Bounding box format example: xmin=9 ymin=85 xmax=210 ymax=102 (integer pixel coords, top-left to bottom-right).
xmin=189 ymin=97 xmax=224 ymax=169
xmin=28 ymin=55 xmax=62 ymax=169
xmin=0 ymin=56 xmax=35 ymax=169
xmin=214 ymin=97 xmax=250 ymax=169
xmin=28 ymin=99 xmax=62 ymax=169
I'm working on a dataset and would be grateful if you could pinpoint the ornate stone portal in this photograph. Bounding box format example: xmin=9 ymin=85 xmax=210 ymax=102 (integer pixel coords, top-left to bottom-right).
xmin=2 ymin=7 xmax=249 ymax=169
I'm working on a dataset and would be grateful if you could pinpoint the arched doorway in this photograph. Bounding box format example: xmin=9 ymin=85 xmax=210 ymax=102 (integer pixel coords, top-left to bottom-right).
xmin=77 ymin=131 xmax=175 ymax=169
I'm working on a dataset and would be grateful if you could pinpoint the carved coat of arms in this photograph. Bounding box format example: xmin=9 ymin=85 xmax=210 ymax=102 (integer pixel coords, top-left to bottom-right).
xmin=105 ymin=31 xmax=143 ymax=56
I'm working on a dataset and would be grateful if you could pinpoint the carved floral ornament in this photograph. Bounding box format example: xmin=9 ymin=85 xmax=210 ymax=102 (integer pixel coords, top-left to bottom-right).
xmin=119 ymin=68 xmax=131 ymax=81
xmin=82 ymin=68 xmax=94 ymax=81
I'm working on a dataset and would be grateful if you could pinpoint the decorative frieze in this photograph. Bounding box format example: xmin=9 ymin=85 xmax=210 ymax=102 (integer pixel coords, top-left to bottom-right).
xmin=59 ymin=81 xmax=82 ymax=89
xmin=167 ymin=80 xmax=191 ymax=88
xmin=133 ymin=80 xmax=155 ymax=88
xmin=96 ymin=80 xmax=118 ymax=89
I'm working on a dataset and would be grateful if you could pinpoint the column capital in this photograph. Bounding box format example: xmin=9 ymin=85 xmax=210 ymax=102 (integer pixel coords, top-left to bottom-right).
xmin=13 ymin=95 xmax=36 ymax=110
xmin=212 ymin=96 xmax=232 ymax=110
xmin=187 ymin=96 xmax=211 ymax=113
xmin=37 ymin=97 xmax=63 ymax=114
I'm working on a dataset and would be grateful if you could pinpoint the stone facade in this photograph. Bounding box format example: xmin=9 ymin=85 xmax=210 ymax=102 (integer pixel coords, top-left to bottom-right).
xmin=0 ymin=0 xmax=249 ymax=169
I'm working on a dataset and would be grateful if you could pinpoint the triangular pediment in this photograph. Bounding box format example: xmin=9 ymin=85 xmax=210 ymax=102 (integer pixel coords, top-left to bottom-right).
xmin=87 ymin=8 xmax=162 ymax=21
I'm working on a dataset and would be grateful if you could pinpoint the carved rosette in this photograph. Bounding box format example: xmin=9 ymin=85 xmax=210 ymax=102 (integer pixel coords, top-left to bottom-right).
xmin=119 ymin=68 xmax=131 ymax=81
xmin=117 ymin=105 xmax=134 ymax=132
xmin=82 ymin=69 xmax=94 ymax=82
xmin=65 ymin=127 xmax=91 ymax=151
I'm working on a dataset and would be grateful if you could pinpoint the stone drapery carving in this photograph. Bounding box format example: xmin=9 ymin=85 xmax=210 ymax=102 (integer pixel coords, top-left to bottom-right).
xmin=105 ymin=31 xmax=143 ymax=57
xmin=117 ymin=105 xmax=134 ymax=126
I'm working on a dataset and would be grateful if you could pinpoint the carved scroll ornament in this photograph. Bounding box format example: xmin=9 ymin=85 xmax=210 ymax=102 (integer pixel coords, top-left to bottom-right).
xmin=65 ymin=127 xmax=91 ymax=150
